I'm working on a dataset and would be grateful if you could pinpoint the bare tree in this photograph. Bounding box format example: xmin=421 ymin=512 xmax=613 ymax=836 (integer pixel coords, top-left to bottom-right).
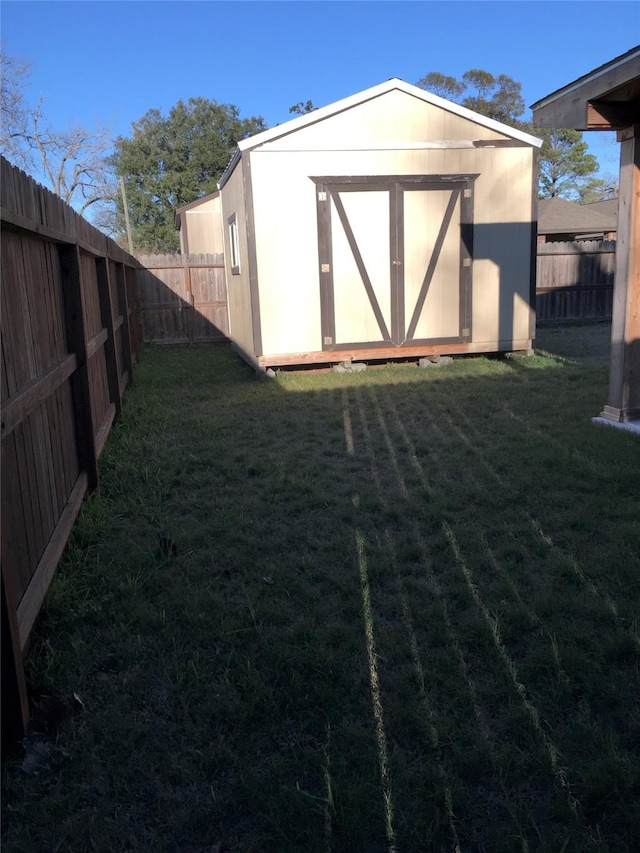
xmin=0 ymin=50 xmax=32 ymax=167
xmin=1 ymin=48 xmax=117 ymax=226
xmin=28 ymin=99 xmax=117 ymax=217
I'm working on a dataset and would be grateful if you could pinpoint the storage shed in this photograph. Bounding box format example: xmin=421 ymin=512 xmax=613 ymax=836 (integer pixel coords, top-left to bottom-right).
xmin=218 ymin=79 xmax=542 ymax=369
xmin=175 ymin=190 xmax=224 ymax=254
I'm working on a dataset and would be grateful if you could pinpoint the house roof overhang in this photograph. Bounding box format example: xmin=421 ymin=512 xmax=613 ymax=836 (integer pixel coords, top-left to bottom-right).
xmin=531 ymin=45 xmax=640 ymax=130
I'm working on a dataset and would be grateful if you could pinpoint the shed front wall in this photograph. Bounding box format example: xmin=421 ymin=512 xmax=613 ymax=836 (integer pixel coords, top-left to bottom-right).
xmin=248 ymin=145 xmax=535 ymax=358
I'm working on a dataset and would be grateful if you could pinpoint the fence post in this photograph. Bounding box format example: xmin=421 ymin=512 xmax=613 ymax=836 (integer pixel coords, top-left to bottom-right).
xmin=95 ymin=258 xmax=122 ymax=418
xmin=183 ymin=255 xmax=195 ymax=344
xmin=114 ymin=263 xmax=133 ymax=384
xmin=58 ymin=244 xmax=99 ymax=491
xmin=123 ymin=265 xmax=140 ymax=369
xmin=1 ymin=568 xmax=30 ymax=751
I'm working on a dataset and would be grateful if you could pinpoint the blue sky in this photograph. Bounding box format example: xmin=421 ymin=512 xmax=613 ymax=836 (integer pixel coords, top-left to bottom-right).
xmin=2 ymin=1 xmax=639 ymax=179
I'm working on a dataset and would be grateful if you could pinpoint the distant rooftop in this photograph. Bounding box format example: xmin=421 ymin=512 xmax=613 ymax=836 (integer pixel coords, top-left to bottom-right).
xmin=538 ymin=197 xmax=617 ymax=235
xmin=581 ymin=198 xmax=618 ymax=222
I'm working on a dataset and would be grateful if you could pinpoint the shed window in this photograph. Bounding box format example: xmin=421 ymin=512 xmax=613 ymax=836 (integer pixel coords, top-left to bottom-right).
xmin=228 ymin=213 xmax=240 ymax=275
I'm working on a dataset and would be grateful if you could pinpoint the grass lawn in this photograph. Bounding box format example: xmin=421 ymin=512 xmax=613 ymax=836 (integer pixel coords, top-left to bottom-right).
xmin=534 ymin=322 xmax=613 ymax=366
xmin=2 ymin=324 xmax=639 ymax=852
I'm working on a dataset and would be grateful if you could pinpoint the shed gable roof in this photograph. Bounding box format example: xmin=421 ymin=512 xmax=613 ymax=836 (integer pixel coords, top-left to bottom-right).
xmin=174 ymin=189 xmax=220 ymax=230
xmin=219 ymin=78 xmax=541 ymax=187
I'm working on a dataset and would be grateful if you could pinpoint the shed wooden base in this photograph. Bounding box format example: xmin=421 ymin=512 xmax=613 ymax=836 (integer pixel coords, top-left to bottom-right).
xmin=253 ymin=340 xmax=533 ymax=369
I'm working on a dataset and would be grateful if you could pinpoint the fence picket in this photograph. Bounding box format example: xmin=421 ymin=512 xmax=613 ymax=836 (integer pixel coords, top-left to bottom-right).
xmin=536 ymin=240 xmax=615 ymax=323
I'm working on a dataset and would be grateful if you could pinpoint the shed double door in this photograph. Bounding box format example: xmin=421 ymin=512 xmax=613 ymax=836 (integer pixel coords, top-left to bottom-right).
xmin=314 ymin=175 xmax=476 ymax=350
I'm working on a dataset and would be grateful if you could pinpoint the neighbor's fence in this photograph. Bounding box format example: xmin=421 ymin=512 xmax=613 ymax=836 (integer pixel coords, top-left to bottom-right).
xmin=536 ymin=240 xmax=616 ymax=323
xmin=1 ymin=157 xmax=141 ymax=749
xmin=137 ymin=243 xmax=613 ymax=338
xmin=136 ymin=253 xmax=229 ymax=343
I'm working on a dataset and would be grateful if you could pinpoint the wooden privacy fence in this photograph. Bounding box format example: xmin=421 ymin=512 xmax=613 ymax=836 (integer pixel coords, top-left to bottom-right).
xmin=536 ymin=240 xmax=615 ymax=323
xmin=136 ymin=253 xmax=229 ymax=343
xmin=137 ymin=243 xmax=614 ymax=339
xmin=1 ymin=157 xmax=141 ymax=749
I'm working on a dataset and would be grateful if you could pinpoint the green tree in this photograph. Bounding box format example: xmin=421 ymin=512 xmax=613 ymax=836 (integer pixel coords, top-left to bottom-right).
xmin=416 ymin=68 xmax=601 ymax=199
xmin=415 ymin=72 xmax=465 ymax=101
xmin=112 ymin=98 xmax=266 ymax=252
xmin=537 ymin=128 xmax=600 ymax=200
xmin=416 ymin=68 xmax=525 ymax=126
xmin=577 ymin=174 xmax=618 ymax=203
xmin=289 ymin=100 xmax=316 ymax=116
xmin=461 ymin=70 xmax=525 ymax=124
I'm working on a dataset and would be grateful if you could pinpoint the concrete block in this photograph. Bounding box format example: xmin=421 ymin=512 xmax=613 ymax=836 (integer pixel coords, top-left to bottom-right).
xmin=418 ymin=356 xmax=453 ymax=368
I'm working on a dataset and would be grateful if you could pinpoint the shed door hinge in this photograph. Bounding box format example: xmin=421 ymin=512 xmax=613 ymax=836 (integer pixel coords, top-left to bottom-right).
xmin=318 ymin=191 xmax=327 ymax=201
xmin=462 ymin=327 xmax=470 ymax=337
xmin=463 ymin=258 xmax=472 ymax=267
xmin=463 ymin=188 xmax=472 ymax=198
xmin=321 ymin=263 xmax=330 ymax=273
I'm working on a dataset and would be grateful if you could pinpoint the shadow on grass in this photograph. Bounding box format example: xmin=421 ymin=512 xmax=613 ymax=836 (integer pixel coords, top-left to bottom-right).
xmin=2 ymin=342 xmax=639 ymax=853
xmin=534 ymin=321 xmax=612 ymax=367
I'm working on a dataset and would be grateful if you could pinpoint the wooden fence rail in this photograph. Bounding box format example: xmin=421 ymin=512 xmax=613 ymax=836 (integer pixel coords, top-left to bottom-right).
xmin=136 ymin=253 xmax=229 ymax=344
xmin=1 ymin=157 xmax=142 ymax=750
xmin=536 ymin=240 xmax=615 ymax=323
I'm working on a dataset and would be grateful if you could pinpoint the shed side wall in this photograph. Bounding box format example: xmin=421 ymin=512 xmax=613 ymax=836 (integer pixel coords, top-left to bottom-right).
xmin=220 ymin=160 xmax=254 ymax=356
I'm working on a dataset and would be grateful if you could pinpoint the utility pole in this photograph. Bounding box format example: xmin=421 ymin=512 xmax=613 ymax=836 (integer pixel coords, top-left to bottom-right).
xmin=119 ymin=176 xmax=134 ymax=255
